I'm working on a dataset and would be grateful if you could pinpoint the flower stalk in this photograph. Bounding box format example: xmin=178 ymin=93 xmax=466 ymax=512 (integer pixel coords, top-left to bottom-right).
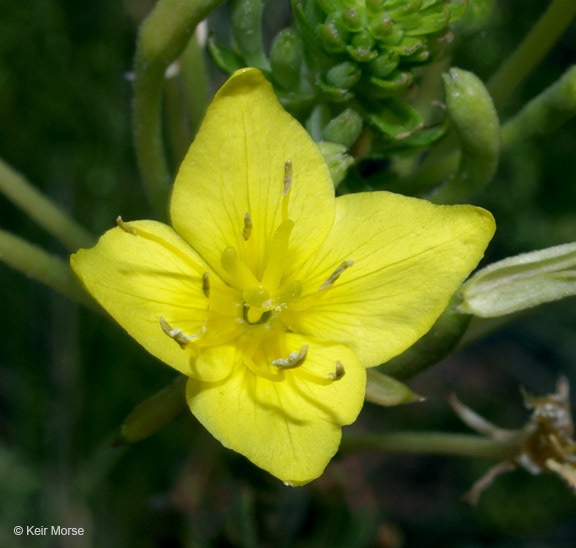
xmin=340 ymin=432 xmax=523 ymax=461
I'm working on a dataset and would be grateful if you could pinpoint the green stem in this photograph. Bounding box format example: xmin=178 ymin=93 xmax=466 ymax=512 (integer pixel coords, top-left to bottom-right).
xmin=164 ymin=70 xmax=192 ymax=169
xmin=340 ymin=432 xmax=522 ymax=460
xmin=0 ymin=229 xmax=97 ymax=310
xmin=487 ymin=0 xmax=576 ymax=108
xmin=501 ymin=65 xmax=576 ymax=148
xmin=0 ymin=158 xmax=94 ymax=251
xmin=180 ymin=30 xmax=211 ymax=136
xmin=133 ymin=0 xmax=227 ymax=219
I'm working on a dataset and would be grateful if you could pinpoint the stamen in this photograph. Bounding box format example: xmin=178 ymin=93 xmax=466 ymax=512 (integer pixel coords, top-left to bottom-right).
xmin=319 ymin=260 xmax=354 ymax=290
xmin=272 ymin=345 xmax=308 ymax=369
xmin=116 ymin=216 xmax=137 ymax=235
xmin=115 ymin=217 xmax=206 ymax=276
xmin=329 ymin=361 xmax=346 ymax=381
xmin=202 ymin=272 xmax=210 ymax=298
xmin=282 ymin=160 xmax=292 ymax=221
xmin=242 ymin=212 xmax=252 ymax=241
xmin=160 ymin=317 xmax=198 ymax=349
xmin=283 ymin=160 xmax=293 ymax=195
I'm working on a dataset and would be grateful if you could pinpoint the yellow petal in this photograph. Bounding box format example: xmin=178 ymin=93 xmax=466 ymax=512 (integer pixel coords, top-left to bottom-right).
xmin=284 ymin=192 xmax=496 ymax=367
xmin=71 ymin=220 xmax=210 ymax=377
xmin=186 ymin=334 xmax=366 ymax=484
xmin=170 ymin=68 xmax=335 ymax=280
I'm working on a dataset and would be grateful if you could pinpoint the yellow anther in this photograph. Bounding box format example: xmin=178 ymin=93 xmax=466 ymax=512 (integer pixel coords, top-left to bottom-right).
xmin=221 ymin=246 xmax=260 ymax=290
xmin=329 ymin=361 xmax=346 ymax=381
xmin=242 ymin=211 xmax=253 ymax=241
xmin=272 ymin=345 xmax=308 ymax=369
xmin=116 ymin=217 xmax=206 ymax=276
xmin=319 ymin=260 xmax=354 ymax=291
xmin=282 ymin=160 xmax=292 ymax=221
xmin=160 ymin=317 xmax=197 ymax=349
xmin=116 ymin=216 xmax=137 ymax=235
xmin=202 ymin=272 xmax=210 ymax=298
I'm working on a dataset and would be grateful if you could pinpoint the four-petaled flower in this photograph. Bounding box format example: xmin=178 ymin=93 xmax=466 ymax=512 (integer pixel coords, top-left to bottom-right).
xmin=71 ymin=68 xmax=495 ymax=485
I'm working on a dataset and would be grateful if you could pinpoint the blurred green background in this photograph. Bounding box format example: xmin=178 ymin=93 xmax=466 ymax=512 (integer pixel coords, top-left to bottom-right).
xmin=1 ymin=1 xmax=575 ymax=546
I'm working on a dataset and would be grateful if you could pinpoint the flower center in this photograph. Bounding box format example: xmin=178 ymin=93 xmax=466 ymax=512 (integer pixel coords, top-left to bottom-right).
xmin=117 ymin=160 xmax=354 ymax=384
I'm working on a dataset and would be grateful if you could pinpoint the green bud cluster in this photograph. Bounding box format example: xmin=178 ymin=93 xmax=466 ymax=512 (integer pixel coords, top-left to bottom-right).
xmin=208 ymin=0 xmax=468 ymax=158
xmin=293 ymin=0 xmax=466 ymax=100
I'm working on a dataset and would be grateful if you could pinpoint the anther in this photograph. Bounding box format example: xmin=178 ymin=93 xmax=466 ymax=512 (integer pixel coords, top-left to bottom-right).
xmin=116 ymin=216 xmax=137 ymax=235
xmin=283 ymin=160 xmax=293 ymax=195
xmin=282 ymin=160 xmax=293 ymax=221
xmin=202 ymin=272 xmax=210 ymax=298
xmin=319 ymin=260 xmax=354 ymax=291
xmin=329 ymin=361 xmax=346 ymax=381
xmin=242 ymin=212 xmax=252 ymax=241
xmin=272 ymin=345 xmax=308 ymax=369
xmin=160 ymin=317 xmax=197 ymax=349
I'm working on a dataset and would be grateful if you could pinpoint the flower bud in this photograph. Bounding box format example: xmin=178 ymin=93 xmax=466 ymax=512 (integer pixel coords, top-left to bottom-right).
xmin=322 ymin=108 xmax=363 ymax=147
xmin=317 ymin=141 xmax=354 ymax=188
xmin=326 ymin=61 xmax=362 ymax=89
xmin=365 ymin=369 xmax=422 ymax=407
xmin=270 ymin=28 xmax=304 ymax=90
xmin=459 ymin=242 xmax=576 ymax=318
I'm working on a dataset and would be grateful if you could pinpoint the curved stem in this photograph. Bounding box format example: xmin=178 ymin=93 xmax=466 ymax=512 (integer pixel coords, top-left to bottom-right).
xmin=133 ymin=0 xmax=227 ymax=219
xmin=0 ymin=158 xmax=94 ymax=251
xmin=487 ymin=0 xmax=576 ymax=108
xmin=340 ymin=431 xmax=522 ymax=460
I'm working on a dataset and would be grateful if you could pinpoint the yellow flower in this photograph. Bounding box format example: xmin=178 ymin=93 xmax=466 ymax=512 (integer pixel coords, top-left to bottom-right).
xmin=71 ymin=68 xmax=495 ymax=485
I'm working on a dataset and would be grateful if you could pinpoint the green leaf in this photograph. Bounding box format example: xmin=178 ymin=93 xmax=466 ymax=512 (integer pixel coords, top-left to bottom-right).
xmin=207 ymin=35 xmax=246 ymax=75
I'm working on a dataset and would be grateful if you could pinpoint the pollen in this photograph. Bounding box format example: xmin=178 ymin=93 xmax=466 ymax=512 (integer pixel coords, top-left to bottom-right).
xmin=272 ymin=345 xmax=309 ymax=369
xmin=160 ymin=317 xmax=198 ymax=349
xmin=319 ymin=260 xmax=354 ymax=290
